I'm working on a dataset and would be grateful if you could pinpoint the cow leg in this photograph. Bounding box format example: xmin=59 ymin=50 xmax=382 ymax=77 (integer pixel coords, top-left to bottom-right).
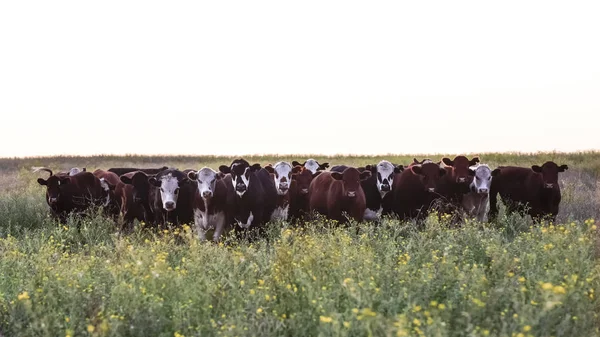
xmin=213 ymin=212 xmax=226 ymax=243
xmin=197 ymin=227 xmax=207 ymax=241
xmin=488 ymin=188 xmax=499 ymax=222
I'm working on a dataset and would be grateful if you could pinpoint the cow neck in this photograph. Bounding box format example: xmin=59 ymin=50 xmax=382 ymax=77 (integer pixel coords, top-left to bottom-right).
xmin=277 ymin=193 xmax=289 ymax=207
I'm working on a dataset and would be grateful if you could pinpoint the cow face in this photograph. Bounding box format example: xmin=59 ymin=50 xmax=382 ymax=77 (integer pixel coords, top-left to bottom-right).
xmin=531 ymin=161 xmax=568 ymax=189
xmin=269 ymin=162 xmax=293 ymax=195
xmin=121 ymin=171 xmax=151 ymax=204
xmin=148 ymin=170 xmax=187 ymax=211
xmin=442 ymin=156 xmax=479 ymax=184
xmin=37 ymin=175 xmax=70 ymax=205
xmin=188 ymin=167 xmax=223 ymax=199
xmin=331 ymin=167 xmax=371 ymax=198
xmin=469 ymin=164 xmax=499 ymax=194
xmin=374 ymin=160 xmax=403 ymax=196
xmin=292 ymin=159 xmax=329 ymax=174
xmin=410 ymin=162 xmax=447 ymax=193
xmin=292 ymin=165 xmax=320 ymax=195
xmin=219 ymin=159 xmax=261 ymax=197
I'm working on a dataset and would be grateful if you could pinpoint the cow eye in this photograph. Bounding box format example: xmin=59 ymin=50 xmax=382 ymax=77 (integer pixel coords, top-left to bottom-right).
xmin=174 ymin=188 xmax=180 ymax=195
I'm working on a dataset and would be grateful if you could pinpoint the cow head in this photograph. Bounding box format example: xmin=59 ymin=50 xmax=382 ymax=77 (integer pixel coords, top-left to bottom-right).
xmin=330 ymin=167 xmax=371 ymax=198
xmin=468 ymin=164 xmax=500 ymax=194
xmin=410 ymin=162 xmax=447 ymax=193
xmin=292 ymin=159 xmax=329 ymax=174
xmin=148 ymin=169 xmax=188 ymax=211
xmin=219 ymin=159 xmax=261 ymax=197
xmin=121 ymin=171 xmax=152 ymax=204
xmin=376 ymin=160 xmax=404 ymax=196
xmin=442 ymin=156 xmax=479 ymax=184
xmin=265 ymin=161 xmax=293 ymax=195
xmin=37 ymin=175 xmax=70 ymax=205
xmin=188 ymin=167 xmax=223 ymax=199
xmin=291 ymin=165 xmax=320 ymax=195
xmin=531 ymin=161 xmax=568 ymax=189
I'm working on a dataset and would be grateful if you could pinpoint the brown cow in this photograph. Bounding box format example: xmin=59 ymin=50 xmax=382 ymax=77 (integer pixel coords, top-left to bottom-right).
xmin=188 ymin=167 xmax=229 ymax=242
xmin=391 ymin=162 xmax=447 ymax=221
xmin=117 ymin=171 xmax=155 ymax=229
xmin=489 ymin=161 xmax=568 ymax=223
xmin=288 ymin=165 xmax=321 ymax=223
xmin=308 ymin=167 xmax=371 ymax=223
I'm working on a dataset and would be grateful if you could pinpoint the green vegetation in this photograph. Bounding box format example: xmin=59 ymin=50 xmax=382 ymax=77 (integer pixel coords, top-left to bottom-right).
xmin=0 ymin=153 xmax=599 ymax=336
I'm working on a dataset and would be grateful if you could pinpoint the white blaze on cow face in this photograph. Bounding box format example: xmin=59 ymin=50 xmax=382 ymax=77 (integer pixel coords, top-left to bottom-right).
xmin=231 ymin=167 xmax=251 ymax=197
xmin=469 ymin=164 xmax=492 ymax=194
xmin=194 ymin=167 xmax=219 ymax=199
xmin=99 ymin=178 xmax=111 ymax=207
xmin=376 ymin=160 xmax=395 ymax=197
xmin=159 ymin=173 xmax=181 ymax=211
xmin=304 ymin=159 xmax=320 ymax=174
xmin=273 ymin=161 xmax=292 ymax=195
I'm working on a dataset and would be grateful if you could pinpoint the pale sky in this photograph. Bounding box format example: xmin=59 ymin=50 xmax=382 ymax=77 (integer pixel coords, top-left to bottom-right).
xmin=1 ymin=0 xmax=599 ymax=157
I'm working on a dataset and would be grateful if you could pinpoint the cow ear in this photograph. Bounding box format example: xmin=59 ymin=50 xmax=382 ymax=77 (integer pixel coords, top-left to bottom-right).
xmin=187 ymin=171 xmax=198 ymax=180
xmin=37 ymin=178 xmax=47 ymax=186
xmin=469 ymin=157 xmax=480 ymax=166
xmin=410 ymin=166 xmax=422 ymax=175
xmin=292 ymin=161 xmax=303 ymax=167
xmin=559 ymin=164 xmax=568 ymax=172
xmin=413 ymin=158 xmax=419 ymax=164
xmin=331 ymin=172 xmax=343 ymax=180
xmin=312 ymin=171 xmax=322 ymax=178
xmin=531 ymin=165 xmax=542 ymax=173
xmin=250 ymin=163 xmax=262 ymax=172
xmin=359 ymin=171 xmax=372 ymax=180
xmin=120 ymin=175 xmax=133 ymax=184
xmin=491 ymin=168 xmax=501 ymax=177
xmin=264 ymin=165 xmax=275 ymax=174
xmin=216 ymin=172 xmax=225 ymax=180
xmin=394 ymin=165 xmax=404 ymax=173
xmin=148 ymin=177 xmax=161 ymax=187
xmin=218 ymin=165 xmax=231 ymax=174
xmin=439 ymin=167 xmax=447 ymax=176
xmin=468 ymin=168 xmax=476 ymax=176
xmin=442 ymin=158 xmax=453 ymax=166
xmin=319 ymin=162 xmax=329 ymax=169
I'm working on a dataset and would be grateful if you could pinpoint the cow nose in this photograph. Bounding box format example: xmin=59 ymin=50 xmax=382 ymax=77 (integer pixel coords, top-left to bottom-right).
xmin=544 ymin=183 xmax=554 ymax=189
xmin=428 ymin=188 xmax=435 ymax=193
xmin=301 ymin=188 xmax=309 ymax=194
xmin=380 ymin=184 xmax=390 ymax=192
xmin=165 ymin=201 xmax=175 ymax=210
xmin=478 ymin=188 xmax=488 ymax=194
xmin=236 ymin=184 xmax=247 ymax=192
xmin=280 ymin=182 xmax=288 ymax=189
xmin=347 ymin=191 xmax=356 ymax=198
xmin=202 ymin=191 xmax=212 ymax=198
xmin=49 ymin=197 xmax=57 ymax=204
xmin=457 ymin=177 xmax=466 ymax=183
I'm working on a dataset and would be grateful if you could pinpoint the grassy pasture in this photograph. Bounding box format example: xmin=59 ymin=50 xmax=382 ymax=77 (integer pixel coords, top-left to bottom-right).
xmin=0 ymin=152 xmax=599 ymax=337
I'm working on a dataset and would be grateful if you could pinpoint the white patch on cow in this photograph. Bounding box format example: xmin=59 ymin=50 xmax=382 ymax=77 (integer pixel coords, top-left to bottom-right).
xmin=304 ymin=159 xmax=320 ymax=174
xmin=195 ymin=167 xmax=218 ymax=199
xmin=273 ymin=162 xmax=292 ymax=195
xmin=271 ymin=205 xmax=289 ymax=221
xmin=159 ymin=173 xmax=181 ymax=210
xmin=231 ymin=167 xmax=251 ymax=197
xmin=376 ymin=160 xmax=395 ymax=197
xmin=68 ymin=167 xmax=82 ymax=176
xmin=99 ymin=178 xmax=111 ymax=207
xmin=194 ymin=206 xmax=226 ymax=241
xmin=469 ymin=164 xmax=492 ymax=194
xmin=236 ymin=212 xmax=254 ymax=228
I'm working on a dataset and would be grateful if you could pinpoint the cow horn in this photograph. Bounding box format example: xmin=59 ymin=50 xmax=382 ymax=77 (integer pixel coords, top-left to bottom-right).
xmin=32 ymin=166 xmax=53 ymax=177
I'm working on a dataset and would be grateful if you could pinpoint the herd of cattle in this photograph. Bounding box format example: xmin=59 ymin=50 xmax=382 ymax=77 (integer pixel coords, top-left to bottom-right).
xmin=33 ymin=156 xmax=568 ymax=241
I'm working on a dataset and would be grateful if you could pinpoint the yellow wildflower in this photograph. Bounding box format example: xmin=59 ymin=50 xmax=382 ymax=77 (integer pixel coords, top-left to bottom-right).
xmin=256 ymin=308 xmax=263 ymax=314
xmin=343 ymin=321 xmax=351 ymax=328
xmin=413 ymin=318 xmax=421 ymax=326
xmin=320 ymin=316 xmax=333 ymax=323
xmin=174 ymin=333 xmax=185 ymax=337
xmin=541 ymin=282 xmax=553 ymax=290
xmin=87 ymin=325 xmax=95 ymax=333
xmin=430 ymin=300 xmax=438 ymax=307
xmin=553 ymin=286 xmax=566 ymax=294
xmin=518 ymin=277 xmax=526 ymax=283
xmin=523 ymin=325 xmax=531 ymax=332
xmin=17 ymin=292 xmax=29 ymax=300
xmin=438 ymin=303 xmax=446 ymax=310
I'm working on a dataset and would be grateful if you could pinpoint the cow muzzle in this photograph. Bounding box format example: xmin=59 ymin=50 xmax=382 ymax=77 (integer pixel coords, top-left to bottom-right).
xmin=478 ymin=188 xmax=489 ymax=194
xmin=49 ymin=197 xmax=58 ymax=204
xmin=347 ymin=191 xmax=356 ymax=198
xmin=202 ymin=191 xmax=213 ymax=198
xmin=380 ymin=184 xmax=391 ymax=192
xmin=236 ymin=184 xmax=247 ymax=193
xmin=164 ymin=201 xmax=176 ymax=211
xmin=428 ymin=188 xmax=435 ymax=193
xmin=278 ymin=184 xmax=289 ymax=194
xmin=544 ymin=183 xmax=554 ymax=189
xmin=301 ymin=188 xmax=309 ymax=194
xmin=457 ymin=177 xmax=467 ymax=183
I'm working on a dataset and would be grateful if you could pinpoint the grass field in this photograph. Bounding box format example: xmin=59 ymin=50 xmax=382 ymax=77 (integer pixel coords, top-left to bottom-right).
xmin=0 ymin=152 xmax=599 ymax=337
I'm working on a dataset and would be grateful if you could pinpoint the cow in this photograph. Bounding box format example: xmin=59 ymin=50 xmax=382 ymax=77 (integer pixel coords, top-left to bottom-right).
xmin=489 ymin=161 xmax=568 ymax=223
xmin=107 ymin=166 xmax=169 ymax=176
xmin=331 ymin=161 xmax=404 ymax=221
xmin=292 ymin=159 xmax=329 ymax=174
xmin=219 ymin=159 xmax=277 ymax=237
xmin=148 ymin=169 xmax=195 ymax=227
xmin=117 ymin=171 xmax=155 ymax=229
xmin=92 ymin=169 xmax=121 ymax=218
xmin=187 ymin=167 xmax=229 ymax=242
xmin=461 ymin=164 xmax=500 ymax=222
xmin=436 ymin=156 xmax=481 ymax=217
xmin=391 ymin=162 xmax=447 ymax=221
xmin=288 ymin=165 xmax=321 ymax=223
xmin=69 ymin=167 xmax=86 ymax=176
xmin=36 ymin=168 xmax=106 ymax=223
xmin=264 ymin=162 xmax=294 ymax=221
xmin=308 ymin=167 xmax=371 ymax=224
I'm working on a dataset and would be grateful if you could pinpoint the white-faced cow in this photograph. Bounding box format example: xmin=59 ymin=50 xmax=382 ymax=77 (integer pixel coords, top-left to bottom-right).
xmin=264 ymin=161 xmax=293 ymax=221
xmin=188 ymin=167 xmax=229 ymax=242
xmin=148 ymin=169 xmax=194 ymax=227
xmin=461 ymin=164 xmax=500 ymax=222
xmin=292 ymin=159 xmax=329 ymax=174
